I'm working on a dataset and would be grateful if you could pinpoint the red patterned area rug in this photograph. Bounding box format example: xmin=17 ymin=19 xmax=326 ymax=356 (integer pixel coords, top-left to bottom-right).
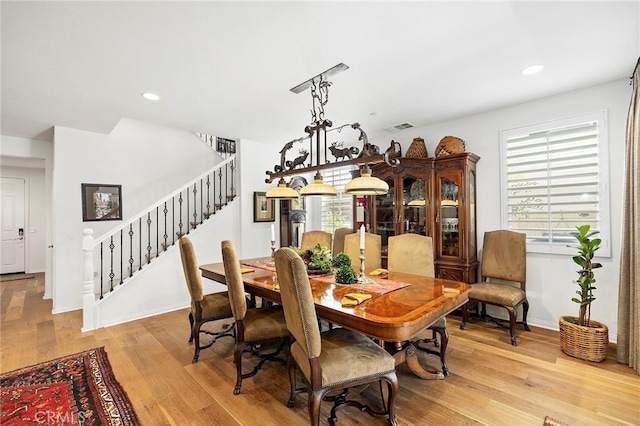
xmin=1 ymin=347 xmax=140 ymax=425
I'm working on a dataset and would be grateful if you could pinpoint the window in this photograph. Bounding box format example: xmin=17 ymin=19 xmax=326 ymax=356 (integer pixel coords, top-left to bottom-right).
xmin=500 ymin=111 xmax=610 ymax=256
xmin=320 ymin=167 xmax=354 ymax=233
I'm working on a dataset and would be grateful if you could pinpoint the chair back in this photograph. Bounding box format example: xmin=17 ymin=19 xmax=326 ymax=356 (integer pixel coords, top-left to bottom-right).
xmin=343 ymin=232 xmax=382 ymax=271
xmin=221 ymin=240 xmax=247 ymax=321
xmin=300 ymin=230 xmax=332 ymax=251
xmin=274 ymin=247 xmax=322 ymax=359
xmin=388 ymin=234 xmax=434 ymax=277
xmin=332 ymin=227 xmax=353 ymax=255
xmin=178 ymin=236 xmax=204 ymax=302
xmin=481 ymin=230 xmax=526 ymax=286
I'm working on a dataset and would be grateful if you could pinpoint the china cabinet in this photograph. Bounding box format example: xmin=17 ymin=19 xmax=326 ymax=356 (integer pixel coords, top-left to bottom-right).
xmin=361 ymin=152 xmax=479 ymax=283
xmin=433 ymin=153 xmax=479 ymax=283
xmin=369 ymin=158 xmax=433 ymax=261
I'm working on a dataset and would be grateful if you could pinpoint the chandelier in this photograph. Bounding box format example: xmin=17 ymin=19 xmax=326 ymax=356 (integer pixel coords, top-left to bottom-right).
xmin=265 ymin=63 xmax=399 ymax=198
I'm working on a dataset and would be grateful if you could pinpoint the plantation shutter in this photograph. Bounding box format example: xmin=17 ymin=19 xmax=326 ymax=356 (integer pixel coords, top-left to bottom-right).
xmin=502 ymin=111 xmax=609 ymax=255
xmin=320 ymin=167 xmax=354 ymax=234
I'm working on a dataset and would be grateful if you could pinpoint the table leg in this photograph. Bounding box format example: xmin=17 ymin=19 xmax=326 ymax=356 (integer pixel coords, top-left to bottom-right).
xmin=392 ymin=343 xmax=444 ymax=380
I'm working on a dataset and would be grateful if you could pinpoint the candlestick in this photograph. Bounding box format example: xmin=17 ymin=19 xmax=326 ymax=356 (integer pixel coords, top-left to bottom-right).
xmin=359 ymin=224 xmax=365 ymax=250
xmin=267 ymin=239 xmax=276 ymax=267
xmin=271 ymin=223 xmax=275 ymax=242
xmin=357 ymin=247 xmax=371 ymax=283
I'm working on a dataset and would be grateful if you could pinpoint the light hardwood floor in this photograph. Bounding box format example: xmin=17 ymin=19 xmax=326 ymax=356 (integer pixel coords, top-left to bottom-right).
xmin=1 ymin=273 xmax=638 ymax=425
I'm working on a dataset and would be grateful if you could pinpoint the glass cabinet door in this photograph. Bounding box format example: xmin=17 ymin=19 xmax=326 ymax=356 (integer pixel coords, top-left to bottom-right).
xmin=402 ymin=175 xmax=426 ymax=236
xmin=373 ymin=177 xmax=396 ymax=252
xmin=439 ymin=176 xmax=459 ymax=257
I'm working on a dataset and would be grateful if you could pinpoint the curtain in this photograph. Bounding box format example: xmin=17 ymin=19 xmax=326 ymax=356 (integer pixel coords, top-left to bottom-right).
xmin=617 ymin=57 xmax=640 ymax=373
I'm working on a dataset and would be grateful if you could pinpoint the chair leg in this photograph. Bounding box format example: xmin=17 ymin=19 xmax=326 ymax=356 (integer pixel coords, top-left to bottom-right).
xmin=188 ymin=312 xmax=195 ymax=343
xmin=233 ymin=343 xmax=244 ymax=395
xmin=309 ymin=389 xmax=327 ymax=426
xmin=460 ymin=302 xmax=468 ymax=330
xmin=522 ymin=299 xmax=531 ymax=331
xmin=286 ymin=358 xmax=298 ymax=408
xmin=383 ymin=373 xmax=399 ymax=426
xmin=506 ymin=306 xmax=518 ymax=346
xmin=192 ymin=322 xmax=202 ymax=362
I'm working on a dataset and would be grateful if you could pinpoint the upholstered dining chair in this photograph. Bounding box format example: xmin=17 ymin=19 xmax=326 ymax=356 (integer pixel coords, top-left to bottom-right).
xmin=274 ymin=247 xmax=398 ymax=426
xmin=178 ymin=236 xmax=234 ymax=363
xmin=300 ymin=230 xmax=333 ymax=251
xmin=332 ymin=227 xmax=353 ymax=255
xmin=221 ymin=240 xmax=289 ymax=395
xmin=460 ymin=230 xmax=530 ymax=346
xmin=343 ymin=232 xmax=382 ymax=272
xmin=387 ymin=233 xmax=449 ymax=376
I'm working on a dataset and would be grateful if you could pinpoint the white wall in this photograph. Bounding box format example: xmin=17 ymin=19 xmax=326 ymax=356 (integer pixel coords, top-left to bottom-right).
xmin=52 ymin=119 xmax=223 ymax=313
xmin=0 ymin=135 xmax=54 ymax=297
xmin=238 ymin=138 xmax=284 ymax=258
xmin=381 ymin=78 xmax=630 ymax=341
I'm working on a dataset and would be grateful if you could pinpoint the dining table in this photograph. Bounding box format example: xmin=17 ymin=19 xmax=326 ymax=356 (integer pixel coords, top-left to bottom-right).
xmin=200 ymin=257 xmax=470 ymax=380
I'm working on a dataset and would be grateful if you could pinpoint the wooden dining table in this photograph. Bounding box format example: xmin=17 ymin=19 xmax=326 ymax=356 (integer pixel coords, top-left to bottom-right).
xmin=200 ymin=258 xmax=470 ymax=380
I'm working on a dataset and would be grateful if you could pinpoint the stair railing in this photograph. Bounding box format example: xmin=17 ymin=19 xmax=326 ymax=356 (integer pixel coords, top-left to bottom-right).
xmin=81 ymin=154 xmax=238 ymax=330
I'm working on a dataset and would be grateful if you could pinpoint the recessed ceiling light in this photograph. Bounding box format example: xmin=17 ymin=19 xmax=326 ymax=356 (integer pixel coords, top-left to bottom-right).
xmin=141 ymin=92 xmax=160 ymax=101
xmin=521 ymin=65 xmax=544 ymax=76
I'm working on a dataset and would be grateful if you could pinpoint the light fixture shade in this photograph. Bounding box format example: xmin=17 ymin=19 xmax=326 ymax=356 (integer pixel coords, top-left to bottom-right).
xmin=299 ymin=172 xmax=337 ymax=197
xmin=344 ymin=166 xmax=389 ymax=195
xmin=265 ymin=178 xmax=300 ymax=199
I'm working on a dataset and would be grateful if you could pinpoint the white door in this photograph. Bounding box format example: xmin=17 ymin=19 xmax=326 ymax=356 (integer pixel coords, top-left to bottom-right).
xmin=1 ymin=177 xmax=26 ymax=274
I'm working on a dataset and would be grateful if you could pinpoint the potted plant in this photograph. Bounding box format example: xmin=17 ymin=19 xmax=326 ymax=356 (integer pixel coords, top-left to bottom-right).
xmin=559 ymin=224 xmax=609 ymax=362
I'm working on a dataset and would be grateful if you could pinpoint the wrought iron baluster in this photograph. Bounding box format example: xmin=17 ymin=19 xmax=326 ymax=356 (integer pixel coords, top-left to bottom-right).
xmin=192 ymin=183 xmax=198 ymax=228
xmin=186 ymin=187 xmax=190 ymax=234
xmin=139 ymin=217 xmax=142 ymax=270
xmin=225 ymin=162 xmax=228 ymax=205
xmin=172 ymin=197 xmax=175 ymax=245
xmin=156 ymin=206 xmax=159 ymax=257
xmin=218 ymin=168 xmax=223 ymax=210
xmin=109 ymin=236 xmax=115 ymax=290
xmin=120 ymin=230 xmax=124 ymax=285
xmin=230 ymin=159 xmax=235 ymax=199
xmin=163 ymin=202 xmax=168 ymax=251
xmin=129 ymin=224 xmax=134 ymax=277
xmin=213 ymin=168 xmax=217 ymax=213
xmin=147 ymin=212 xmax=152 ymax=264
xmin=206 ymin=175 xmax=211 ymax=216
xmin=178 ymin=192 xmax=184 ymax=237
xmin=199 ymin=179 xmax=203 ymax=224
xmin=100 ymin=242 xmax=104 ymax=299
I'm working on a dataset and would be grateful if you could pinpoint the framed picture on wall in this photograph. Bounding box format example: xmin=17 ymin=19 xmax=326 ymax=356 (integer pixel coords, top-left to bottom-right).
xmin=253 ymin=191 xmax=275 ymax=222
xmin=81 ymin=183 xmax=122 ymax=221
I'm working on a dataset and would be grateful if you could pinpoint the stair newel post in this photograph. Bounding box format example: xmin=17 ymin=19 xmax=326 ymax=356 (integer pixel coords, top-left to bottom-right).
xmin=82 ymin=228 xmax=97 ymax=331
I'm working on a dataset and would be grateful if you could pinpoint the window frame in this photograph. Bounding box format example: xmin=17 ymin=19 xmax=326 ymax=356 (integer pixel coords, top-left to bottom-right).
xmin=499 ymin=110 xmax=611 ymax=257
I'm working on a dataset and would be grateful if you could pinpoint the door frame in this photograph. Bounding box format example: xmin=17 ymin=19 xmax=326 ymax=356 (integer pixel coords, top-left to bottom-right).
xmin=1 ymin=175 xmax=28 ymax=274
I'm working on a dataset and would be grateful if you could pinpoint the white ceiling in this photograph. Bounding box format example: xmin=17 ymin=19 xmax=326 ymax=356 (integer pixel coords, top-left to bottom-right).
xmin=2 ymin=1 xmax=639 ymax=146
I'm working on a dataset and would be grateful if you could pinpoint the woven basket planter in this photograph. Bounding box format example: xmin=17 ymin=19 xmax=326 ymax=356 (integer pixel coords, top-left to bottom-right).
xmin=559 ymin=315 xmax=609 ymax=362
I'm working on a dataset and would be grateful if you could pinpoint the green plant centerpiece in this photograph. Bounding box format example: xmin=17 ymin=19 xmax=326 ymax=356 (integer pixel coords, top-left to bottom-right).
xmin=559 ymin=224 xmax=609 ymax=362
xmin=332 ymin=252 xmax=358 ymax=284
xmin=292 ymin=244 xmax=333 ymax=274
